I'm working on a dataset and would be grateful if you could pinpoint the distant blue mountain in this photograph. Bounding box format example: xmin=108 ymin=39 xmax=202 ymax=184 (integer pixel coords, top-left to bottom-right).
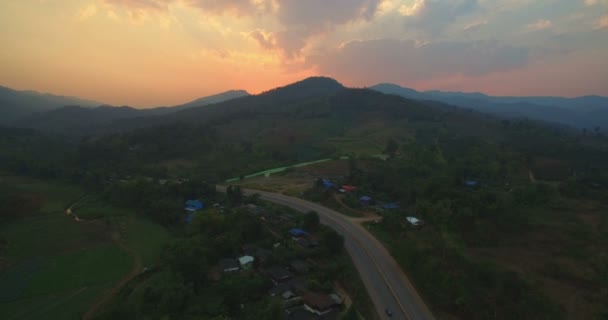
xmin=0 ymin=85 xmax=103 ymax=124
xmin=371 ymin=83 xmax=608 ymax=130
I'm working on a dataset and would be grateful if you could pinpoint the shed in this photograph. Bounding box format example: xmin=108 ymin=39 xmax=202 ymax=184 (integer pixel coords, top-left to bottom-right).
xmin=406 ymin=216 xmax=424 ymax=226
xmin=238 ymin=255 xmax=255 ymax=269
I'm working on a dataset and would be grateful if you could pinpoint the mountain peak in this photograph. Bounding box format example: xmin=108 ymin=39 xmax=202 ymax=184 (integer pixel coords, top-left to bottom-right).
xmin=260 ymin=76 xmax=345 ymax=99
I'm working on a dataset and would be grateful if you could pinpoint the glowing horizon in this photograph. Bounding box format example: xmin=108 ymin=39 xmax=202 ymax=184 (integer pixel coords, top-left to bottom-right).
xmin=1 ymin=0 xmax=607 ymax=107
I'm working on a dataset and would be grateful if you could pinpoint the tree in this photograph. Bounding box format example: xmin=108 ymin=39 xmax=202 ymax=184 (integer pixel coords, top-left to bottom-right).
xmin=384 ymin=138 xmax=399 ymax=156
xmin=320 ymin=228 xmax=344 ymax=254
xmin=303 ymin=211 xmax=320 ymax=230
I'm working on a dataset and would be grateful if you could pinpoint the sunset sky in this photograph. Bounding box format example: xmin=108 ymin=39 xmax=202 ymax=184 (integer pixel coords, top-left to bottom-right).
xmin=1 ymin=0 xmax=607 ymax=107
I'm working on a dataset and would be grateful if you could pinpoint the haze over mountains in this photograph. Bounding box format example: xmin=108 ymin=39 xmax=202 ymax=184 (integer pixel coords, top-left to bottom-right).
xmin=1 ymin=78 xmax=607 ymax=136
xmin=372 ymin=83 xmax=608 ymax=130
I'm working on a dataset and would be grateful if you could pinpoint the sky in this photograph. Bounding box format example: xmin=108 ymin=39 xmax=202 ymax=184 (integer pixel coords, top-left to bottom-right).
xmin=1 ymin=0 xmax=607 ymax=107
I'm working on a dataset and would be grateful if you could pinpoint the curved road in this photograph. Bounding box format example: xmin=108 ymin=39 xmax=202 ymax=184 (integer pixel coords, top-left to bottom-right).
xmin=218 ymin=186 xmax=434 ymax=320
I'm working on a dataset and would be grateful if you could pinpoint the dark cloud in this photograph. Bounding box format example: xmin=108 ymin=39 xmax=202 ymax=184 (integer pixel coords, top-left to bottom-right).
xmin=310 ymin=38 xmax=529 ymax=84
xmin=275 ymin=0 xmax=382 ymax=56
xmin=405 ymin=0 xmax=481 ymax=35
xmin=249 ymin=30 xmax=274 ymax=49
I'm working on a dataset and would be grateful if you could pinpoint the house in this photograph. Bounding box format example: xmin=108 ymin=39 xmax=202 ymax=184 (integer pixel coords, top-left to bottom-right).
xmin=185 ymin=200 xmax=204 ymax=212
xmin=266 ymin=266 xmax=294 ymax=284
xmin=341 ymin=185 xmax=357 ymax=192
xmin=219 ymin=258 xmax=240 ymax=273
xmin=269 ymin=283 xmax=292 ymax=297
xmin=381 ymin=202 xmax=400 ymax=210
xmin=465 ymin=179 xmax=478 ymax=187
xmin=289 ymin=260 xmax=310 ymax=274
xmin=359 ymin=196 xmax=373 ymax=206
xmin=286 ymin=276 xmax=308 ymax=294
xmin=289 ymin=228 xmax=310 ymax=239
xmin=302 ymin=292 xmax=336 ymax=316
xmin=322 ymin=179 xmax=335 ymax=189
xmin=329 ymin=293 xmax=343 ymax=305
xmin=238 ymin=255 xmax=255 ymax=269
xmin=406 ymin=216 xmax=424 ymax=226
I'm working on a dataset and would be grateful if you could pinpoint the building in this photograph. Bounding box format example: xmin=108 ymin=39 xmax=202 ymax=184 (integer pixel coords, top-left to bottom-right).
xmin=340 ymin=185 xmax=357 ymax=192
xmin=302 ymin=292 xmax=336 ymax=316
xmin=465 ymin=179 xmax=478 ymax=187
xmin=359 ymin=196 xmax=373 ymax=206
xmin=238 ymin=255 xmax=255 ymax=269
xmin=266 ymin=266 xmax=294 ymax=284
xmin=185 ymin=200 xmax=204 ymax=212
xmin=219 ymin=258 xmax=240 ymax=273
xmin=406 ymin=216 xmax=424 ymax=226
xmin=322 ymin=179 xmax=335 ymax=189
xmin=381 ymin=202 xmax=400 ymax=210
xmin=289 ymin=228 xmax=310 ymax=239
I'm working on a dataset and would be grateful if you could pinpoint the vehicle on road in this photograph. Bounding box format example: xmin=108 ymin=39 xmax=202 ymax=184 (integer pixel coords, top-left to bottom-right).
xmin=385 ymin=308 xmax=393 ymax=317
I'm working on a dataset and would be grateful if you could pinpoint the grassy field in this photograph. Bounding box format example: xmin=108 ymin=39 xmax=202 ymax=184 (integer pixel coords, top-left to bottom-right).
xmin=0 ymin=176 xmax=173 ymax=320
xmin=125 ymin=217 xmax=172 ymax=267
xmin=73 ymin=196 xmax=131 ymax=219
xmin=0 ymin=176 xmax=83 ymax=214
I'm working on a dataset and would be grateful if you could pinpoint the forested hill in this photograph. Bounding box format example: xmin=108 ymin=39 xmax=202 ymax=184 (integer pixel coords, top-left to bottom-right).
xmin=3 ymin=76 xmax=607 ymax=191
xmin=12 ymin=90 xmax=250 ymax=136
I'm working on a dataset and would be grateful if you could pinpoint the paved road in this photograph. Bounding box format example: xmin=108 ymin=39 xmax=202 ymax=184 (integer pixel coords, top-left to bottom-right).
xmin=218 ymin=186 xmax=434 ymax=320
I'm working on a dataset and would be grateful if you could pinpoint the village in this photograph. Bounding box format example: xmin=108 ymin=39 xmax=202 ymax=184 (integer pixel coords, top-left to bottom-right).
xmin=182 ymin=197 xmax=350 ymax=320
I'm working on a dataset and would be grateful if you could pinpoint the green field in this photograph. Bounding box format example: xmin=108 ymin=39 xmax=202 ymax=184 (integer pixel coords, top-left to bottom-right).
xmin=72 ymin=196 xmax=131 ymax=219
xmin=0 ymin=177 xmax=173 ymax=320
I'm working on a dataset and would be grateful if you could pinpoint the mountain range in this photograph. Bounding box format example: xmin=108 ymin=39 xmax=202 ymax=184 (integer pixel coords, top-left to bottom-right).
xmin=2 ymin=79 xmax=607 ymax=135
xmin=371 ymin=83 xmax=608 ymax=131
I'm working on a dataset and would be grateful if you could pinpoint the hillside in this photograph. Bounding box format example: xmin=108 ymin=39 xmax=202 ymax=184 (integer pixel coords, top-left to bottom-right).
xmin=11 ymin=90 xmax=251 ymax=136
xmin=0 ymin=85 xmax=104 ymax=124
xmin=372 ymin=83 xmax=608 ymax=131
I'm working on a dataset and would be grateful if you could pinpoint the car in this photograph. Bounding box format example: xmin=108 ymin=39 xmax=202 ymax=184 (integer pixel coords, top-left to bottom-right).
xmin=385 ymin=308 xmax=392 ymax=317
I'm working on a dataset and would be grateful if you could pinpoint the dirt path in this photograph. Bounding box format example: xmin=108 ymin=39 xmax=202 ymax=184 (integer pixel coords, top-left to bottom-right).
xmin=64 ymin=199 xmax=142 ymax=320
xmin=65 ymin=195 xmax=87 ymax=216
xmin=82 ymin=232 xmax=142 ymax=320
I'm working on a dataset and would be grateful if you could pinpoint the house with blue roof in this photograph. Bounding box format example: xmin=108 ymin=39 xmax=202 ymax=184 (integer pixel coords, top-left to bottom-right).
xmin=381 ymin=202 xmax=400 ymax=210
xmin=359 ymin=196 xmax=372 ymax=206
xmin=322 ymin=179 xmax=335 ymax=189
xmin=464 ymin=180 xmax=478 ymax=187
xmin=185 ymin=200 xmax=204 ymax=212
xmin=289 ymin=228 xmax=310 ymax=239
